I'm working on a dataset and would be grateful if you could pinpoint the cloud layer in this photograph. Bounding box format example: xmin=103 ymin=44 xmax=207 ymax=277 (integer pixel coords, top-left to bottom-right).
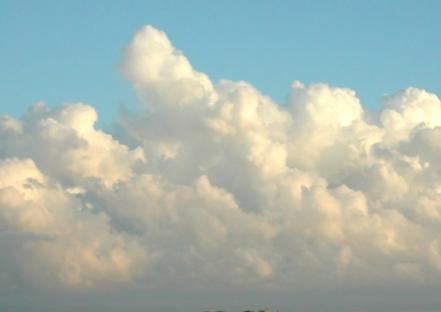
xmin=1 ymin=25 xmax=441 ymax=292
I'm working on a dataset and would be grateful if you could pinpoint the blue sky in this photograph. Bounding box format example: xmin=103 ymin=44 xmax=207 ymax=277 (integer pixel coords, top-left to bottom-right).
xmin=1 ymin=0 xmax=440 ymax=125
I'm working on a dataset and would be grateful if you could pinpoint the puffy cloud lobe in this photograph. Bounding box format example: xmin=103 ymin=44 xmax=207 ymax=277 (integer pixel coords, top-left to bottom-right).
xmin=0 ymin=102 xmax=145 ymax=188
xmin=289 ymin=81 xmax=364 ymax=127
xmin=120 ymin=25 xmax=216 ymax=108
xmin=0 ymin=158 xmax=146 ymax=290
xmin=381 ymin=88 xmax=441 ymax=143
xmin=1 ymin=25 xmax=441 ymax=292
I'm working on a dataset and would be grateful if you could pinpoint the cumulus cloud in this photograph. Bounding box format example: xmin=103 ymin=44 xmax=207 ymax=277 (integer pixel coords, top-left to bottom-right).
xmin=1 ymin=25 xmax=441 ymax=292
xmin=0 ymin=158 xmax=146 ymax=290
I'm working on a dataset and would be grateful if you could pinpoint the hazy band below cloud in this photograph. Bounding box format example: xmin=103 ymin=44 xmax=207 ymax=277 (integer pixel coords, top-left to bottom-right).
xmin=1 ymin=25 xmax=441 ymax=293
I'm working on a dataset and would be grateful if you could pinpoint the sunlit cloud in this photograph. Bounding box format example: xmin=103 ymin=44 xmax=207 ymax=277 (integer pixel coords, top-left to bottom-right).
xmin=1 ymin=26 xmax=441 ymax=292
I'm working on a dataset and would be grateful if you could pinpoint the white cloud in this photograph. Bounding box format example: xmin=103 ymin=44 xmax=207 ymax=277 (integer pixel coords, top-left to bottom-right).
xmin=120 ymin=25 xmax=216 ymax=108
xmin=1 ymin=25 xmax=441 ymax=292
xmin=0 ymin=102 xmax=145 ymax=188
xmin=0 ymin=158 xmax=147 ymax=290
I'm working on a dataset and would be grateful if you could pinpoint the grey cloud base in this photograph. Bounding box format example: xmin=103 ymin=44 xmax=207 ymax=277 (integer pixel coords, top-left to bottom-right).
xmin=1 ymin=26 xmax=441 ymax=293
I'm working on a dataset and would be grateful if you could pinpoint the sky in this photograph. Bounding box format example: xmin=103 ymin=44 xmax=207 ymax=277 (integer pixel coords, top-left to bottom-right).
xmin=1 ymin=0 xmax=440 ymax=125
xmin=1 ymin=1 xmax=441 ymax=312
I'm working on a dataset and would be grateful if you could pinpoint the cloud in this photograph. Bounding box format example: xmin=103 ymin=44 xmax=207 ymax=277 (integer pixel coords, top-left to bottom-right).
xmin=0 ymin=158 xmax=147 ymax=290
xmin=1 ymin=25 xmax=441 ymax=292
xmin=120 ymin=25 xmax=216 ymax=108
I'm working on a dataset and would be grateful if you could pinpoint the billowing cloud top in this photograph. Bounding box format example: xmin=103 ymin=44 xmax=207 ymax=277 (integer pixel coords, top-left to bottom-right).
xmin=1 ymin=26 xmax=441 ymax=292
